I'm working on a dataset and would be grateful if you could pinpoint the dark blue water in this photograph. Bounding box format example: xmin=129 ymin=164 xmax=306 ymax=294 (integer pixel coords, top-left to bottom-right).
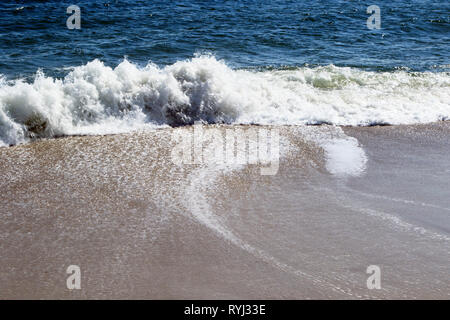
xmin=0 ymin=0 xmax=449 ymax=79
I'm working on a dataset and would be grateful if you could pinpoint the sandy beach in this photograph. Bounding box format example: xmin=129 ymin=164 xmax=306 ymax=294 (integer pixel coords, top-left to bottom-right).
xmin=0 ymin=122 xmax=449 ymax=299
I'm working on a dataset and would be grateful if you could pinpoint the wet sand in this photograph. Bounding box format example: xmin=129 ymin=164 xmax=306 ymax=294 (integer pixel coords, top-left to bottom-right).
xmin=0 ymin=123 xmax=449 ymax=299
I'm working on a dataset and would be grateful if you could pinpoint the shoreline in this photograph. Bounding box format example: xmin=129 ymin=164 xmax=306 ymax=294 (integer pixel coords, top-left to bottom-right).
xmin=2 ymin=119 xmax=450 ymax=149
xmin=0 ymin=122 xmax=449 ymax=299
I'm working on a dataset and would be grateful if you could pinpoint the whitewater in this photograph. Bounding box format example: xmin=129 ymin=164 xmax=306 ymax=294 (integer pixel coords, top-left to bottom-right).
xmin=0 ymin=55 xmax=449 ymax=146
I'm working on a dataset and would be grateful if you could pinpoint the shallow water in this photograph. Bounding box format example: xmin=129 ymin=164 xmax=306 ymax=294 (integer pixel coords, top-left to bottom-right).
xmin=0 ymin=124 xmax=448 ymax=299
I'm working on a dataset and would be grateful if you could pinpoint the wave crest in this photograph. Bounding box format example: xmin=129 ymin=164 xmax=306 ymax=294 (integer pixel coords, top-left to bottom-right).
xmin=0 ymin=56 xmax=449 ymax=146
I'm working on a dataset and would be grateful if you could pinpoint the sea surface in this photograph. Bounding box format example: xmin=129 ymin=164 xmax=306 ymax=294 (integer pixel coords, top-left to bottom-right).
xmin=0 ymin=0 xmax=449 ymax=146
xmin=1 ymin=0 xmax=449 ymax=75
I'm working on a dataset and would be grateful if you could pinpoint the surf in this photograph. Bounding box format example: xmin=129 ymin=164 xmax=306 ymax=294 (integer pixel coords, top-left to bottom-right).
xmin=0 ymin=55 xmax=449 ymax=146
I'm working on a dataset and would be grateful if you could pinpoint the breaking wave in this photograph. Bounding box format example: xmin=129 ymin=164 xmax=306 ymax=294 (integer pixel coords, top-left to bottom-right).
xmin=0 ymin=55 xmax=449 ymax=146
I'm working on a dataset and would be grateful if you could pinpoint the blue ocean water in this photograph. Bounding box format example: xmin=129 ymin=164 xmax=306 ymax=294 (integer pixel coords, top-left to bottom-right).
xmin=0 ymin=0 xmax=449 ymax=78
xmin=0 ymin=0 xmax=449 ymax=146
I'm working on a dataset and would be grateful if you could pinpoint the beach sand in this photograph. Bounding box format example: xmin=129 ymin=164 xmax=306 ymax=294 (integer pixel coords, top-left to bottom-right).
xmin=0 ymin=123 xmax=449 ymax=299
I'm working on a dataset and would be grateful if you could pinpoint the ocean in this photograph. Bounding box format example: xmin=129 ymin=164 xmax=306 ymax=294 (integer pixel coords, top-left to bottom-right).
xmin=0 ymin=0 xmax=449 ymax=299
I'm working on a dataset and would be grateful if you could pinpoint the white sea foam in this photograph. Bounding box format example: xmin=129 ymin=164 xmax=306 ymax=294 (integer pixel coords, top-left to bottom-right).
xmin=0 ymin=55 xmax=449 ymax=146
xmin=293 ymin=126 xmax=368 ymax=177
xmin=322 ymin=138 xmax=367 ymax=177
